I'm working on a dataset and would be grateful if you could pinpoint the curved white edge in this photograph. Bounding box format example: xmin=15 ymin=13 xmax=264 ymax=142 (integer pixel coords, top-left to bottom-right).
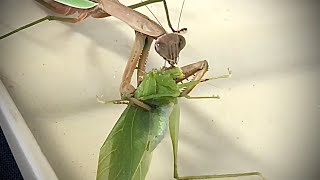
xmin=0 ymin=80 xmax=58 ymax=180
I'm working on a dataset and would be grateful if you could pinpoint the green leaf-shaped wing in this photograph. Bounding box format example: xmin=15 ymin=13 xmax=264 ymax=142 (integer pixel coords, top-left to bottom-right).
xmin=97 ymin=102 xmax=176 ymax=180
xmin=148 ymin=103 xmax=175 ymax=151
xmin=53 ymin=0 xmax=97 ymax=9
xmin=96 ymin=105 xmax=152 ymax=180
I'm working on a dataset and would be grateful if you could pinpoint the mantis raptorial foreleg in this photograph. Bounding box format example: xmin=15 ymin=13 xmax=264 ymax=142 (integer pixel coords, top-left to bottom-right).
xmin=168 ymin=60 xmax=264 ymax=180
xmin=96 ymin=30 xmax=152 ymax=109
xmin=120 ymin=32 xmax=149 ymax=98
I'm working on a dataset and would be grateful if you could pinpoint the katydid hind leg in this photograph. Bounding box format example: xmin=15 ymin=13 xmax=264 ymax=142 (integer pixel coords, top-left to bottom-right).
xmin=200 ymin=68 xmax=232 ymax=83
xmin=173 ymin=62 xmax=264 ymax=179
xmin=168 ymin=104 xmax=264 ymax=180
xmin=169 ymin=102 xmax=181 ymax=178
xmin=177 ymin=171 xmax=265 ymax=180
xmin=183 ymin=95 xmax=220 ymax=99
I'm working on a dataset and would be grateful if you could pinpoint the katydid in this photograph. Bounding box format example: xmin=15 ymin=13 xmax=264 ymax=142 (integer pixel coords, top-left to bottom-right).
xmin=96 ymin=61 xmax=264 ymax=180
xmin=1 ymin=0 xmax=186 ymax=100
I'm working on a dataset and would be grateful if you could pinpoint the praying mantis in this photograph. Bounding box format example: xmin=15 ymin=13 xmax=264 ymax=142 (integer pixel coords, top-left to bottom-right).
xmin=96 ymin=60 xmax=264 ymax=179
xmin=0 ymin=0 xmax=186 ymax=100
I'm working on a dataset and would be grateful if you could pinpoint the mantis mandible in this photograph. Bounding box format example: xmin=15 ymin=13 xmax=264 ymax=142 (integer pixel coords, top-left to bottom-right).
xmin=96 ymin=60 xmax=265 ymax=179
xmin=0 ymin=0 xmax=187 ymax=100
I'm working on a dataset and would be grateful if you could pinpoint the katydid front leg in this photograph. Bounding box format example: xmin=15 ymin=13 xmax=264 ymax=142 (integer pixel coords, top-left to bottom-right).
xmin=169 ymin=61 xmax=264 ymax=180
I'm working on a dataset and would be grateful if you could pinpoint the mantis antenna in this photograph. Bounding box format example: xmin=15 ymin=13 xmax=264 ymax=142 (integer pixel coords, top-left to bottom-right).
xmin=141 ymin=0 xmax=187 ymax=33
xmin=140 ymin=0 xmax=164 ymax=29
xmin=177 ymin=0 xmax=186 ymax=30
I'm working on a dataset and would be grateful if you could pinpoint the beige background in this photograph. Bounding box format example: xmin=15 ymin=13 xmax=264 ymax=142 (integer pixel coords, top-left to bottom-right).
xmin=0 ymin=0 xmax=319 ymax=179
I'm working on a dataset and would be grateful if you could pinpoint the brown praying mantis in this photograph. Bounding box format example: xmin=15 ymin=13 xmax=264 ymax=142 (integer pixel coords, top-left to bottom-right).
xmin=1 ymin=0 xmax=187 ymax=101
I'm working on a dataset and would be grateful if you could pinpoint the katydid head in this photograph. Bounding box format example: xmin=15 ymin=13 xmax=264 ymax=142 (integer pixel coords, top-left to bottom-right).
xmin=154 ymin=33 xmax=186 ymax=66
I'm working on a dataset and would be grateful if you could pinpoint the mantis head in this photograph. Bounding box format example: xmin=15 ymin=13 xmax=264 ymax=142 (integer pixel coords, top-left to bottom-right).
xmin=155 ymin=33 xmax=186 ymax=66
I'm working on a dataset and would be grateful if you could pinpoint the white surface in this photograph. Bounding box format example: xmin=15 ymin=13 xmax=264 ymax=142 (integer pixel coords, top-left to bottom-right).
xmin=0 ymin=80 xmax=58 ymax=180
xmin=0 ymin=0 xmax=319 ymax=180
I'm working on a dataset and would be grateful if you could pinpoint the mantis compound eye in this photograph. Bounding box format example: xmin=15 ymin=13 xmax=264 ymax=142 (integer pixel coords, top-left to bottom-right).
xmin=178 ymin=35 xmax=186 ymax=50
xmin=155 ymin=42 xmax=162 ymax=52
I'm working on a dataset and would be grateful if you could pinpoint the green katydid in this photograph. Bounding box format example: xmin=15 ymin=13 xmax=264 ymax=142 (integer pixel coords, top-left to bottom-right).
xmin=96 ymin=60 xmax=264 ymax=180
xmin=1 ymin=0 xmax=187 ymax=100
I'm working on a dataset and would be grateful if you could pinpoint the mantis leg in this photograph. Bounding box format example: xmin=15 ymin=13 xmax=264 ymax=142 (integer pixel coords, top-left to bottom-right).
xmin=177 ymin=61 xmax=233 ymax=97
xmin=137 ymin=36 xmax=153 ymax=86
xmin=0 ymin=15 xmax=82 ymax=40
xmin=97 ymin=31 xmax=152 ymax=110
xmin=177 ymin=60 xmax=209 ymax=97
xmin=120 ymin=31 xmax=147 ymax=98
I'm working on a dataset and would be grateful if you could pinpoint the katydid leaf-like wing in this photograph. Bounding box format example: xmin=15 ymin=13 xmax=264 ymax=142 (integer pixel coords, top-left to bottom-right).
xmin=96 ymin=105 xmax=152 ymax=180
xmin=148 ymin=103 xmax=175 ymax=151
xmin=54 ymin=0 xmax=97 ymax=9
xmin=97 ymin=103 xmax=176 ymax=180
